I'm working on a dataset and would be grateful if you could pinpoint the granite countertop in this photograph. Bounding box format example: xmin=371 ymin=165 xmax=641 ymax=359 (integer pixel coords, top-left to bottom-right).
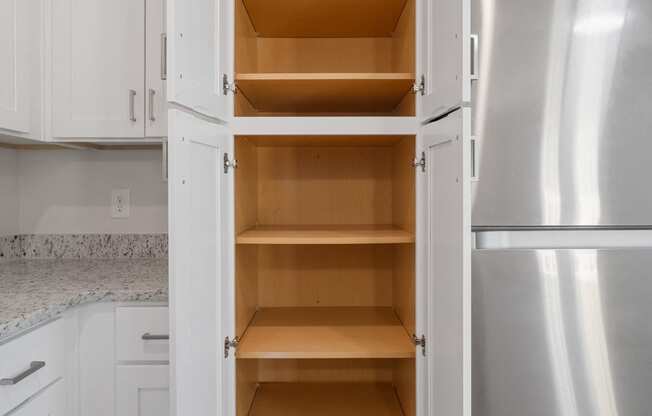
xmin=0 ymin=258 xmax=168 ymax=342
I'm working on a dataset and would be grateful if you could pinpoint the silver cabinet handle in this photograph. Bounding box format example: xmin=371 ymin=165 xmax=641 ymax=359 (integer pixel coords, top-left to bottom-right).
xmin=162 ymin=139 xmax=168 ymax=182
xmin=142 ymin=333 xmax=169 ymax=340
xmin=161 ymin=33 xmax=167 ymax=80
xmin=148 ymin=89 xmax=156 ymax=122
xmin=129 ymin=89 xmax=137 ymax=122
xmin=0 ymin=361 xmax=45 ymax=386
xmin=470 ymin=34 xmax=479 ymax=80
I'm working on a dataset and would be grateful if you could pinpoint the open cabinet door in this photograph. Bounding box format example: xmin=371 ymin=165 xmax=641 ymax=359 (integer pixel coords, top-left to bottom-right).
xmin=416 ymin=108 xmax=472 ymax=416
xmin=168 ymin=109 xmax=235 ymax=416
xmin=417 ymin=0 xmax=471 ymax=121
xmin=167 ymin=0 xmax=233 ymax=121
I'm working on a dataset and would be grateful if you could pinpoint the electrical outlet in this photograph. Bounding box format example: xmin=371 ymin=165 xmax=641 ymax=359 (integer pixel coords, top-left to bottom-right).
xmin=111 ymin=189 xmax=130 ymax=218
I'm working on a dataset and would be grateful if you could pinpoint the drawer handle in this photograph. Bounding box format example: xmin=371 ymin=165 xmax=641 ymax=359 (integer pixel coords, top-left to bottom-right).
xmin=0 ymin=361 xmax=45 ymax=386
xmin=142 ymin=333 xmax=169 ymax=340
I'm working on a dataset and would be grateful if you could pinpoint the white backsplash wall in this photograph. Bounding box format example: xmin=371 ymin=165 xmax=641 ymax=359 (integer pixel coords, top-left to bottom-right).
xmin=0 ymin=148 xmax=19 ymax=236
xmin=17 ymin=148 xmax=167 ymax=234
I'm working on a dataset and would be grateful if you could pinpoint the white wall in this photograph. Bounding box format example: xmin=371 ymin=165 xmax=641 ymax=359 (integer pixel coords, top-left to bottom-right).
xmin=0 ymin=147 xmax=19 ymax=235
xmin=17 ymin=148 xmax=167 ymax=234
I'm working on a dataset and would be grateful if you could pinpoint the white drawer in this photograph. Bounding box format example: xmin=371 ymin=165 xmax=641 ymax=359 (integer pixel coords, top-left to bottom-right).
xmin=116 ymin=307 xmax=169 ymax=362
xmin=0 ymin=319 xmax=66 ymax=415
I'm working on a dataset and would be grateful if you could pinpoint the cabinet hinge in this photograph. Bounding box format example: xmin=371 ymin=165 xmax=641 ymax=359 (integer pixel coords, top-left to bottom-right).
xmin=413 ymin=334 xmax=426 ymax=356
xmin=412 ymin=75 xmax=425 ymax=95
xmin=222 ymin=74 xmax=237 ymax=95
xmin=224 ymin=153 xmax=238 ymax=174
xmin=224 ymin=336 xmax=240 ymax=358
xmin=413 ymin=151 xmax=426 ymax=172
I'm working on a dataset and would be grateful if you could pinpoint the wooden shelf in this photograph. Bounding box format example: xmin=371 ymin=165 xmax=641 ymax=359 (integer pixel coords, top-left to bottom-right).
xmin=242 ymin=0 xmax=409 ymax=37
xmin=236 ymin=73 xmax=415 ymax=114
xmin=236 ymin=307 xmax=415 ymax=359
xmin=249 ymin=383 xmax=404 ymax=416
xmin=236 ymin=225 xmax=415 ymax=245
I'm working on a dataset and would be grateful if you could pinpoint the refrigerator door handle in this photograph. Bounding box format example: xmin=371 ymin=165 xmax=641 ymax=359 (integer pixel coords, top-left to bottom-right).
xmin=471 ymin=136 xmax=479 ymax=181
xmin=470 ymin=34 xmax=479 ymax=80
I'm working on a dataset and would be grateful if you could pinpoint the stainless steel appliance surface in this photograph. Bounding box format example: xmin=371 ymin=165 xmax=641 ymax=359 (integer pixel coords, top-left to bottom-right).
xmin=471 ymin=0 xmax=652 ymax=228
xmin=473 ymin=248 xmax=652 ymax=416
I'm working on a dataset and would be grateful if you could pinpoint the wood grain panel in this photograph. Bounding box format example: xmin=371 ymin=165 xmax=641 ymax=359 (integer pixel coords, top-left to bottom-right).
xmin=237 ymin=225 xmax=414 ymax=245
xmin=394 ymin=359 xmax=416 ymax=416
xmin=256 ymin=38 xmax=393 ymax=73
xmin=242 ymin=135 xmax=408 ymax=147
xmin=242 ymin=0 xmax=409 ymax=37
xmin=256 ymin=359 xmax=395 ymax=383
xmin=236 ymin=359 xmax=259 ymax=416
xmin=236 ymin=245 xmax=258 ymax=337
xmin=392 ymin=137 xmax=416 ymax=334
xmin=235 ymin=137 xmax=258 ymax=234
xmin=236 ymin=307 xmax=415 ymax=359
xmin=257 ymin=245 xmax=393 ymax=307
xmin=249 ymin=383 xmax=404 ymax=416
xmin=235 ymin=138 xmax=259 ymax=338
xmin=392 ymin=0 xmax=415 ymax=73
xmin=236 ymin=73 xmax=414 ymax=114
xmin=235 ymin=0 xmax=258 ymax=73
xmin=255 ymin=145 xmax=393 ymax=225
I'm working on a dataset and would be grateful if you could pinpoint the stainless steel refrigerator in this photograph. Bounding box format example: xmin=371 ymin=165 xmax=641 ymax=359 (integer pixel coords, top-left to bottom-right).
xmin=471 ymin=0 xmax=652 ymax=414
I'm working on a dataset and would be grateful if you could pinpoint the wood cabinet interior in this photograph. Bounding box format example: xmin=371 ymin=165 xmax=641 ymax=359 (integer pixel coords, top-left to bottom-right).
xmin=235 ymin=0 xmax=415 ymax=116
xmin=235 ymin=135 xmax=415 ymax=415
xmin=248 ymin=383 xmax=404 ymax=416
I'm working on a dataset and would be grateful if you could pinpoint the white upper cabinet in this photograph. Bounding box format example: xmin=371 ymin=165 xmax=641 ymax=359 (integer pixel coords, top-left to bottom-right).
xmin=166 ymin=0 xmax=233 ymax=121
xmin=49 ymin=0 xmax=146 ymax=139
xmin=417 ymin=108 xmax=472 ymax=416
xmin=168 ymin=109 xmax=235 ymax=416
xmin=417 ymin=0 xmax=471 ymax=121
xmin=0 ymin=0 xmax=30 ymax=134
xmin=146 ymin=0 xmax=167 ymax=138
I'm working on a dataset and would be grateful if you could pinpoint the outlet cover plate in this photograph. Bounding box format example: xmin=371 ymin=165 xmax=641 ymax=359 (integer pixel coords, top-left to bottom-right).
xmin=111 ymin=189 xmax=130 ymax=218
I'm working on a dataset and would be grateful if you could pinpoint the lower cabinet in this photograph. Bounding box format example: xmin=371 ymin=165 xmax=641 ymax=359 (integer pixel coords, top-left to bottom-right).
xmin=0 ymin=303 xmax=170 ymax=416
xmin=76 ymin=303 xmax=170 ymax=416
xmin=9 ymin=379 xmax=66 ymax=416
xmin=115 ymin=366 xmax=169 ymax=416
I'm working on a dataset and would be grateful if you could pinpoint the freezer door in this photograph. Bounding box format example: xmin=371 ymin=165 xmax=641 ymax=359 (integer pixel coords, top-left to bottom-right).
xmin=473 ymin=248 xmax=652 ymax=416
xmin=471 ymin=0 xmax=652 ymax=227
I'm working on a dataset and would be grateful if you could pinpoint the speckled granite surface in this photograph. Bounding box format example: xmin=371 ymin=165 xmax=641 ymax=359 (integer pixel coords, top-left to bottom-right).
xmin=0 ymin=258 xmax=167 ymax=342
xmin=0 ymin=235 xmax=22 ymax=259
xmin=0 ymin=234 xmax=167 ymax=260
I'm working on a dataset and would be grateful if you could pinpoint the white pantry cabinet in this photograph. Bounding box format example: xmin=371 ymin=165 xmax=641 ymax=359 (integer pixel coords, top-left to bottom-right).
xmin=167 ymin=1 xmax=472 ymax=416
xmin=47 ymin=0 xmax=167 ymax=140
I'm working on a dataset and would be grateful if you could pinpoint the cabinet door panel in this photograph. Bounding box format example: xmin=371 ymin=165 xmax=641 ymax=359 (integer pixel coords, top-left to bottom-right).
xmin=166 ymin=0 xmax=232 ymax=121
xmin=8 ymin=379 xmax=65 ymax=416
xmin=116 ymin=366 xmax=169 ymax=416
xmin=50 ymin=0 xmax=145 ymax=138
xmin=146 ymin=0 xmax=167 ymax=137
xmin=417 ymin=108 xmax=472 ymax=416
xmin=0 ymin=0 xmax=29 ymax=133
xmin=418 ymin=0 xmax=471 ymax=121
xmin=168 ymin=109 xmax=235 ymax=416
